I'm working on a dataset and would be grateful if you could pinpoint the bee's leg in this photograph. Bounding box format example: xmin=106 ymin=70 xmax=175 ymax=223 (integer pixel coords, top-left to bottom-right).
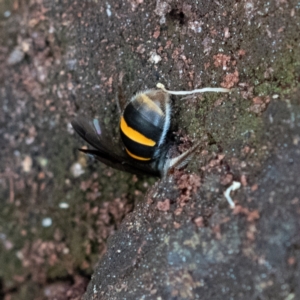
xmin=116 ymin=72 xmax=128 ymax=113
xmin=116 ymin=86 xmax=127 ymax=113
xmin=162 ymin=141 xmax=202 ymax=177
xmin=157 ymin=83 xmax=231 ymax=94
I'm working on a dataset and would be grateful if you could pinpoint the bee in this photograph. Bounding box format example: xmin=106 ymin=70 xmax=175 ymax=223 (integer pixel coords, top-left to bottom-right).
xmin=71 ymin=83 xmax=230 ymax=177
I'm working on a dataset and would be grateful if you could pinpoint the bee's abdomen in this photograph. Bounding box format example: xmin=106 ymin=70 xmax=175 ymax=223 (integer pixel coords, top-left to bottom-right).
xmin=120 ymin=100 xmax=165 ymax=161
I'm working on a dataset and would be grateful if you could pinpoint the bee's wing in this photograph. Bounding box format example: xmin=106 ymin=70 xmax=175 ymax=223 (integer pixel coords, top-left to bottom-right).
xmin=71 ymin=116 xmax=124 ymax=158
xmin=71 ymin=116 xmax=160 ymax=177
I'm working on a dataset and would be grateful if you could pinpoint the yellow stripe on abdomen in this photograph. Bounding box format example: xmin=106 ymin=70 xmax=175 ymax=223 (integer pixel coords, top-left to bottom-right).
xmin=120 ymin=117 xmax=156 ymax=147
xmin=125 ymin=148 xmax=151 ymax=161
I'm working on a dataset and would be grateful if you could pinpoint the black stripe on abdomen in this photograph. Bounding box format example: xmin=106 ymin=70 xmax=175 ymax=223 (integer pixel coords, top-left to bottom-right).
xmin=123 ymin=102 xmax=163 ymax=143
xmin=120 ymin=130 xmax=155 ymax=160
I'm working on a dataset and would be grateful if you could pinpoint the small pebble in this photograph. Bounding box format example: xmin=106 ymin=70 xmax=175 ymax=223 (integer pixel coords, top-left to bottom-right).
xmin=59 ymin=202 xmax=69 ymax=209
xmin=42 ymin=218 xmax=52 ymax=227
xmin=70 ymin=162 xmax=85 ymax=177
xmin=7 ymin=48 xmax=24 ymax=65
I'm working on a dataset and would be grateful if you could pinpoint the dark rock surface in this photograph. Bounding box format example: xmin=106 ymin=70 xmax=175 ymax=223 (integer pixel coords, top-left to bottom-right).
xmin=79 ymin=0 xmax=300 ymax=299
xmin=85 ymin=99 xmax=300 ymax=299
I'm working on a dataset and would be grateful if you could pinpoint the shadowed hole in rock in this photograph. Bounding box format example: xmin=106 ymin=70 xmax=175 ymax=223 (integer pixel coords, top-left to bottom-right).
xmin=168 ymin=9 xmax=186 ymax=25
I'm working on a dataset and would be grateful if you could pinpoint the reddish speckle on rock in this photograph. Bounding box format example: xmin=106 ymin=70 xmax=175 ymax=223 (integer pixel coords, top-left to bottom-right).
xmin=241 ymin=174 xmax=247 ymax=186
xmin=221 ymin=70 xmax=239 ymax=89
xmin=224 ymin=27 xmax=230 ymax=38
xmin=238 ymin=49 xmax=246 ymax=56
xmin=212 ymin=224 xmax=222 ymax=240
xmin=173 ymin=221 xmax=181 ymax=229
xmin=233 ymin=205 xmax=260 ymax=223
xmin=174 ymin=207 xmax=183 ymax=216
xmin=136 ymin=44 xmax=146 ymax=54
xmin=251 ymin=184 xmax=258 ymax=191
xmin=246 ymin=224 xmax=257 ymax=241
xmin=247 ymin=96 xmax=271 ymax=115
xmin=176 ymin=172 xmax=201 ymax=206
xmin=213 ymin=53 xmax=231 ymax=69
xmin=288 ymin=257 xmax=296 ymax=265
xmin=193 ymin=216 xmax=204 ymax=227
xmin=247 ymin=210 xmax=260 ymax=222
xmin=156 ymin=199 xmax=170 ymax=212
xmin=153 ymin=28 xmax=160 ymax=39
xmin=220 ymin=173 xmax=233 ymax=185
